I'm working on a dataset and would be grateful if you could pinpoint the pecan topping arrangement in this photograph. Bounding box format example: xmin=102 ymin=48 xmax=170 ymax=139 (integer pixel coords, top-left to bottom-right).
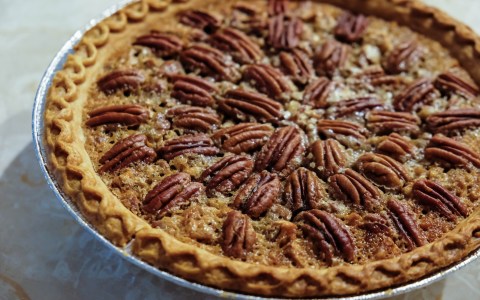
xmin=97 ymin=69 xmax=145 ymax=94
xmin=99 ymin=134 xmax=156 ymax=173
xmin=86 ymin=104 xmax=148 ymax=127
xmin=334 ymin=12 xmax=368 ymax=43
xmin=166 ymin=106 xmax=220 ymax=132
xmin=157 ymin=134 xmax=219 ymax=160
xmin=255 ymin=126 xmax=305 ymax=177
xmin=243 ymin=64 xmax=292 ymax=100
xmin=133 ymin=32 xmax=183 ymax=57
xmin=366 ymin=111 xmax=420 ymax=135
xmin=233 ymin=171 xmax=281 ymax=218
xmin=218 ymin=89 xmax=283 ymax=122
xmin=296 ymin=209 xmax=355 ymax=263
xmin=302 ymin=77 xmax=333 ymax=108
xmin=317 ymin=120 xmax=368 ymax=144
xmin=309 ymin=139 xmax=346 ymax=179
xmin=413 ymin=180 xmax=468 ymax=221
xmin=387 ymin=199 xmax=427 ymax=249
xmin=314 ymin=40 xmax=349 ymax=78
xmin=200 ymin=155 xmax=254 ymax=196
xmin=284 ymin=168 xmax=325 ymax=215
xmin=211 ymin=123 xmax=274 ymax=154
xmin=393 ymin=78 xmax=437 ymax=112
xmin=354 ymin=153 xmax=410 ymax=189
xmin=377 ymin=133 xmax=414 ymax=162
xmin=434 ymin=71 xmax=479 ymax=99
xmin=426 ymin=108 xmax=480 ymax=134
xmin=279 ymin=49 xmax=314 ymax=85
xmin=209 ymin=27 xmax=263 ymax=64
xmin=329 ymin=169 xmax=381 ymax=211
xmin=170 ymin=74 xmax=218 ymax=107
xmin=143 ymin=173 xmax=203 ymax=217
xmin=332 ymin=96 xmax=383 ymax=117
xmin=178 ymin=10 xmax=221 ymax=33
xmin=383 ymin=40 xmax=420 ymax=74
xmin=424 ymin=134 xmax=480 ymax=168
xmin=268 ymin=14 xmax=303 ymax=50
xmin=221 ymin=210 xmax=256 ymax=259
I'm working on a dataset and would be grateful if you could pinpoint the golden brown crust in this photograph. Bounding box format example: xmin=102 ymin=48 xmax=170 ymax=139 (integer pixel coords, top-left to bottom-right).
xmin=44 ymin=0 xmax=480 ymax=297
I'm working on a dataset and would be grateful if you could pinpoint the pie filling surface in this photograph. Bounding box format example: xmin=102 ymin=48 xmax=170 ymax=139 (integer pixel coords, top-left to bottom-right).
xmin=56 ymin=0 xmax=480 ymax=294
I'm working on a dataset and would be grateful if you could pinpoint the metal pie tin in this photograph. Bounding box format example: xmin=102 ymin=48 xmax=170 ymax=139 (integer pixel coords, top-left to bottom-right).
xmin=32 ymin=1 xmax=480 ymax=299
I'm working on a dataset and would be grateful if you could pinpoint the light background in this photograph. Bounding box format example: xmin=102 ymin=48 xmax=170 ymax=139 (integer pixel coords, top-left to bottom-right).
xmin=0 ymin=0 xmax=479 ymax=299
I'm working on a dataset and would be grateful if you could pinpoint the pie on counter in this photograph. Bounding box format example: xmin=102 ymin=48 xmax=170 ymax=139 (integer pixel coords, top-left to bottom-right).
xmin=44 ymin=0 xmax=480 ymax=297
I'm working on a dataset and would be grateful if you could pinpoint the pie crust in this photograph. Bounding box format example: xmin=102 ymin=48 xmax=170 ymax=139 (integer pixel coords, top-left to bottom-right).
xmin=43 ymin=0 xmax=480 ymax=297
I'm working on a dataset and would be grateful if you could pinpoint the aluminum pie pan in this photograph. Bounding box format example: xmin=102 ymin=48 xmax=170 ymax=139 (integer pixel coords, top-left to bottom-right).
xmin=31 ymin=1 xmax=480 ymax=299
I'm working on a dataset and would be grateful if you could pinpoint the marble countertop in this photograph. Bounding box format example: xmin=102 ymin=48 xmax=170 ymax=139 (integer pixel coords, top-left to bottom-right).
xmin=1 ymin=0 xmax=479 ymax=299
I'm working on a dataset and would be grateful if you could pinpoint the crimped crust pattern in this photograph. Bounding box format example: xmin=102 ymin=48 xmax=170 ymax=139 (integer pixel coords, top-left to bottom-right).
xmin=44 ymin=0 xmax=480 ymax=297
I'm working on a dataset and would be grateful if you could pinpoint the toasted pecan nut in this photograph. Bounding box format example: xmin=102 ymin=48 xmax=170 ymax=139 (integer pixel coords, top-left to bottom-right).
xmin=387 ymin=199 xmax=427 ymax=249
xmin=284 ymin=168 xmax=326 ymax=215
xmin=97 ymin=69 xmax=145 ymax=94
xmin=268 ymin=0 xmax=288 ymax=16
xmin=166 ymin=106 xmax=221 ymax=132
xmin=157 ymin=134 xmax=219 ymax=160
xmin=328 ymin=169 xmax=382 ymax=212
xmin=180 ymin=44 xmax=240 ymax=82
xmin=211 ymin=123 xmax=274 ymax=154
xmin=222 ymin=210 xmax=256 ymax=259
xmin=218 ymin=89 xmax=283 ymax=122
xmin=360 ymin=213 xmax=391 ymax=234
xmin=231 ymin=3 xmax=267 ymax=34
xmin=86 ymin=104 xmax=148 ymax=127
xmin=314 ymin=40 xmax=349 ymax=78
xmin=434 ymin=71 xmax=479 ymax=99
xmin=383 ymin=40 xmax=420 ymax=74
xmin=354 ymin=153 xmax=410 ymax=189
xmin=133 ymin=32 xmax=183 ymax=57
xmin=200 ymin=155 xmax=254 ymax=196
xmin=332 ymin=96 xmax=383 ymax=117
xmin=99 ymin=134 xmax=156 ymax=173
xmin=243 ymin=64 xmax=292 ymax=100
xmin=366 ymin=111 xmax=420 ymax=135
xmin=296 ymin=209 xmax=355 ymax=264
xmin=209 ymin=27 xmax=263 ymax=64
xmin=334 ymin=12 xmax=368 ymax=43
xmin=377 ymin=133 xmax=414 ymax=162
xmin=303 ymin=77 xmax=333 ymax=108
xmin=255 ymin=126 xmax=305 ymax=178
xmin=309 ymin=139 xmax=347 ymax=179
xmin=424 ymin=134 xmax=480 ymax=168
xmin=169 ymin=74 xmax=217 ymax=107
xmin=268 ymin=14 xmax=303 ymax=50
xmin=178 ymin=10 xmax=221 ymax=33
xmin=356 ymin=66 xmax=404 ymax=86
xmin=393 ymin=78 xmax=438 ymax=112
xmin=413 ymin=179 xmax=468 ymax=221
xmin=233 ymin=170 xmax=281 ymax=218
xmin=426 ymin=108 xmax=480 ymax=134
xmin=317 ymin=120 xmax=368 ymax=146
xmin=279 ymin=49 xmax=314 ymax=85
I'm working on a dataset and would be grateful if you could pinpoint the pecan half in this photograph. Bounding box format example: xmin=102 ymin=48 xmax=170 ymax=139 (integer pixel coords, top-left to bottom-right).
xmin=332 ymin=96 xmax=383 ymax=117
xmin=279 ymin=49 xmax=314 ymax=85
xmin=231 ymin=3 xmax=267 ymax=35
xmin=268 ymin=14 xmax=303 ymax=50
xmin=233 ymin=170 xmax=281 ymax=218
xmin=243 ymin=64 xmax=292 ymax=100
xmin=222 ymin=210 xmax=256 ymax=259
xmin=434 ymin=71 xmax=479 ymax=99
xmin=169 ymin=74 xmax=218 ymax=107
xmin=356 ymin=66 xmax=404 ymax=86
xmin=366 ymin=110 xmax=420 ymax=135
xmin=314 ymin=40 xmax=349 ymax=78
xmin=166 ymin=106 xmax=220 ymax=132
xmin=296 ymin=209 xmax=355 ymax=263
xmin=329 ymin=169 xmax=382 ymax=212
xmin=97 ymin=69 xmax=145 ymax=94
xmin=425 ymin=134 xmax=480 ymax=168
xmin=180 ymin=44 xmax=240 ymax=82
xmin=383 ymin=40 xmax=420 ymax=74
xmin=387 ymin=199 xmax=427 ymax=249
xmin=334 ymin=12 xmax=368 ymax=43
xmin=157 ymin=134 xmax=219 ymax=160
xmin=143 ymin=173 xmax=203 ymax=217
xmin=99 ymin=134 xmax=156 ymax=173
xmin=210 ymin=27 xmax=263 ymax=64
xmin=413 ymin=179 xmax=468 ymax=221
xmin=268 ymin=0 xmax=288 ymax=15
xmin=178 ymin=10 xmax=221 ymax=33
xmin=211 ymin=123 xmax=274 ymax=154
xmin=317 ymin=120 xmax=368 ymax=145
xmin=255 ymin=126 xmax=305 ymax=177
xmin=199 ymin=155 xmax=254 ymax=196
xmin=354 ymin=153 xmax=409 ymax=189
xmin=393 ymin=78 xmax=438 ymax=112
xmin=361 ymin=213 xmax=391 ymax=234
xmin=86 ymin=104 xmax=148 ymax=127
xmin=133 ymin=32 xmax=183 ymax=57
xmin=377 ymin=133 xmax=414 ymax=162
xmin=309 ymin=139 xmax=347 ymax=179
xmin=426 ymin=108 xmax=480 ymax=134
xmin=284 ymin=168 xmax=326 ymax=215
xmin=218 ymin=89 xmax=283 ymax=122
xmin=303 ymin=77 xmax=334 ymax=108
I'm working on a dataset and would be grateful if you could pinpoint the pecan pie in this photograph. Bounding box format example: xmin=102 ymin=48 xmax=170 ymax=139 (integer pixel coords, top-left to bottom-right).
xmin=44 ymin=0 xmax=480 ymax=297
